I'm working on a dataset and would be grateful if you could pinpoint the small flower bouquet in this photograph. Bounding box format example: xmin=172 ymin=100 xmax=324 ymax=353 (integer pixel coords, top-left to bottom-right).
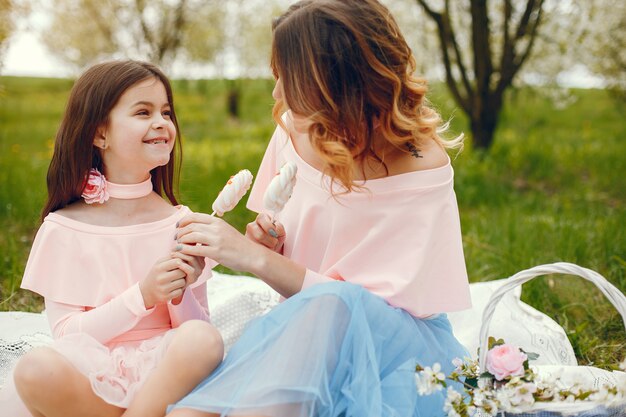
xmin=416 ymin=337 xmax=626 ymax=416
xmin=416 ymin=263 xmax=626 ymax=417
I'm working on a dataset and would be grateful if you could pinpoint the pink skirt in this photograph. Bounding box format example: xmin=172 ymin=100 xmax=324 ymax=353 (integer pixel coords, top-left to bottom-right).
xmin=1 ymin=330 xmax=176 ymax=415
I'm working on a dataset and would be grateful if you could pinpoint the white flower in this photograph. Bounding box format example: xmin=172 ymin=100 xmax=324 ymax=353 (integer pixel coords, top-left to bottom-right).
xmin=607 ymin=390 xmax=625 ymax=407
xmin=477 ymin=378 xmax=492 ymax=390
xmin=452 ymin=356 xmax=479 ymax=376
xmin=471 ymin=388 xmax=488 ymax=407
xmin=475 ymin=398 xmax=499 ymax=417
xmin=493 ymin=387 xmax=524 ymax=413
xmin=471 ymin=388 xmax=499 ymax=416
xmin=415 ymin=367 xmax=444 ymax=396
xmin=494 ymin=387 xmax=514 ymax=411
xmin=444 ymin=387 xmax=463 ymax=417
xmin=534 ymin=368 xmax=557 ymax=386
xmin=592 ymin=383 xmax=626 ymax=407
xmin=512 ymin=382 xmax=537 ymax=406
xmin=418 ymin=349 xmax=626 ymax=417
xmin=429 ymin=363 xmax=446 ymax=383
xmin=589 ymin=387 xmax=612 ymax=403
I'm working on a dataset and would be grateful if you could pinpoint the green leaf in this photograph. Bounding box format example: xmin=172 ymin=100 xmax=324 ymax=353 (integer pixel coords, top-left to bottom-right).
xmin=487 ymin=336 xmax=505 ymax=349
xmin=464 ymin=377 xmax=479 ymax=388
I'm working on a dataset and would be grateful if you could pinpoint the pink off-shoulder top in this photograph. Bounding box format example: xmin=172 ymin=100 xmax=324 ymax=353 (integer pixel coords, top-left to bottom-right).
xmin=21 ymin=205 xmax=215 ymax=346
xmin=247 ymin=125 xmax=472 ymax=317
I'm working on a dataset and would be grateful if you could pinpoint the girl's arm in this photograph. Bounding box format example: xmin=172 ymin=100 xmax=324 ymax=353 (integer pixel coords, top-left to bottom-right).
xmin=167 ymin=252 xmax=211 ymax=326
xmin=45 ymin=283 xmax=153 ymax=343
xmin=167 ymin=283 xmax=210 ymax=327
xmin=176 ymin=213 xmax=306 ymax=298
xmin=47 ymin=283 xmax=211 ymax=344
xmin=46 ymin=255 xmax=197 ymax=343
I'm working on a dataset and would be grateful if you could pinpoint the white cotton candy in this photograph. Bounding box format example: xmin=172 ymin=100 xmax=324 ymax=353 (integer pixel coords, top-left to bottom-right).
xmin=263 ymin=162 xmax=297 ymax=214
xmin=212 ymin=169 xmax=254 ymax=217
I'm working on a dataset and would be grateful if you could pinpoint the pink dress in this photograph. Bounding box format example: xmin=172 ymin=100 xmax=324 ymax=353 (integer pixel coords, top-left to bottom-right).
xmin=247 ymin=125 xmax=472 ymax=316
xmin=2 ymin=205 xmax=215 ymax=413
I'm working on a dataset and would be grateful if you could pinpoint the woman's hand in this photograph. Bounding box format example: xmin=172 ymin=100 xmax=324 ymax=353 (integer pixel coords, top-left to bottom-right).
xmin=139 ymin=256 xmax=195 ymax=309
xmin=245 ymin=213 xmax=286 ymax=253
xmin=175 ymin=213 xmax=263 ymax=274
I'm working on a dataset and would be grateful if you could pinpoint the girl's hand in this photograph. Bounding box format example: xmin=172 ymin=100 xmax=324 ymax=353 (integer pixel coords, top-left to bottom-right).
xmin=171 ymin=251 xmax=206 ymax=287
xmin=168 ymin=252 xmax=205 ymax=305
xmin=139 ymin=256 xmax=194 ymax=309
xmin=176 ymin=213 xmax=263 ymax=273
xmin=245 ymin=213 xmax=286 ymax=253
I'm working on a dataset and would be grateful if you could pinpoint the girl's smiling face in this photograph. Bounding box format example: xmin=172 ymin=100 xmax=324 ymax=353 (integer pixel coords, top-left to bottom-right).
xmin=95 ymin=77 xmax=176 ymax=183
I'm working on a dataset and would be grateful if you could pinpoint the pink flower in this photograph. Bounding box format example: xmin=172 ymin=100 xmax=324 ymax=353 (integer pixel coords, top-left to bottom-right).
xmin=486 ymin=343 xmax=527 ymax=381
xmin=81 ymin=168 xmax=109 ymax=204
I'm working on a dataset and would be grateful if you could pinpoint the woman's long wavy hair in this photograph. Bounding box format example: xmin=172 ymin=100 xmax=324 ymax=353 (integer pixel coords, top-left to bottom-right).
xmin=271 ymin=0 xmax=462 ymax=192
xmin=41 ymin=60 xmax=182 ymax=220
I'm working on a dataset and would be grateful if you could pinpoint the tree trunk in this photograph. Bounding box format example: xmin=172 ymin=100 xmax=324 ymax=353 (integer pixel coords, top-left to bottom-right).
xmin=470 ymin=93 xmax=502 ymax=149
xmin=416 ymin=0 xmax=545 ymax=151
xmin=226 ymin=79 xmax=241 ymax=119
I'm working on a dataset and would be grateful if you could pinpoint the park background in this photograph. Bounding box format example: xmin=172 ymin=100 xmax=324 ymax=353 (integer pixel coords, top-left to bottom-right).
xmin=0 ymin=0 xmax=624 ymax=369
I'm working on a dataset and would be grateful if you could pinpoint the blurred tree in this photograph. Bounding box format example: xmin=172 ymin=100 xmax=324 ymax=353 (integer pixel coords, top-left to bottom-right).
xmin=0 ymin=0 xmax=13 ymax=72
xmin=39 ymin=0 xmax=285 ymax=118
xmin=39 ymin=0 xmax=226 ymax=70
xmin=414 ymin=0 xmax=547 ymax=150
xmin=184 ymin=0 xmax=285 ymax=118
xmin=575 ymin=1 xmax=626 ymax=101
xmin=0 ymin=0 xmax=30 ymax=76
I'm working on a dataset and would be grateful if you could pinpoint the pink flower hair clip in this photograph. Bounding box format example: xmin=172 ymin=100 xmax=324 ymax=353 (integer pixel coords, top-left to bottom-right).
xmin=81 ymin=168 xmax=109 ymax=204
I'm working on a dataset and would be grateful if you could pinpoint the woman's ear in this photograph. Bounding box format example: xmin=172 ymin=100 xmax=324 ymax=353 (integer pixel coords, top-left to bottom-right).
xmin=93 ymin=128 xmax=107 ymax=150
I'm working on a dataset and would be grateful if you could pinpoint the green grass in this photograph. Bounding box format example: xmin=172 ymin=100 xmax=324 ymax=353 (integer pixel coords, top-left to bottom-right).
xmin=1 ymin=76 xmax=624 ymax=368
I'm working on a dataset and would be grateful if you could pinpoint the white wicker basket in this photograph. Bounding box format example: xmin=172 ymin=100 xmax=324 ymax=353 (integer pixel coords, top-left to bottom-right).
xmin=477 ymin=262 xmax=626 ymax=417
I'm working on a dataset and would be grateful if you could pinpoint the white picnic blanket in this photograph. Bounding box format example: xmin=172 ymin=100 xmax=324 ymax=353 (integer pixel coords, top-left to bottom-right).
xmin=1 ymin=273 xmax=621 ymax=392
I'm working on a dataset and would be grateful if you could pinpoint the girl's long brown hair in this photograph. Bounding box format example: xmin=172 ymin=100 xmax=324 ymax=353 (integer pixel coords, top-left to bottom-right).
xmin=41 ymin=60 xmax=182 ymax=220
xmin=271 ymin=0 xmax=462 ymax=192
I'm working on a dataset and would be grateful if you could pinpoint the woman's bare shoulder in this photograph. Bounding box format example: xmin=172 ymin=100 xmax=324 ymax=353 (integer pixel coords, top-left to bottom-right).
xmin=413 ymin=139 xmax=449 ymax=170
xmin=388 ymin=139 xmax=449 ymax=176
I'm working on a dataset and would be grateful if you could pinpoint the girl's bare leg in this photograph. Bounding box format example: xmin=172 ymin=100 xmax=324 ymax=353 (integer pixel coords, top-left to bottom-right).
xmin=123 ymin=320 xmax=224 ymax=417
xmin=14 ymin=347 xmax=125 ymax=417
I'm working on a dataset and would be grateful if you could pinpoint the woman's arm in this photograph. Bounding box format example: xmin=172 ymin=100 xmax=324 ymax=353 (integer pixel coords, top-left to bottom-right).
xmin=176 ymin=213 xmax=306 ymax=298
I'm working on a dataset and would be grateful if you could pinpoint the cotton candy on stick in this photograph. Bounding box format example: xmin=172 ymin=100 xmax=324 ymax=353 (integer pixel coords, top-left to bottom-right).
xmin=263 ymin=162 xmax=297 ymax=221
xmin=211 ymin=169 xmax=254 ymax=216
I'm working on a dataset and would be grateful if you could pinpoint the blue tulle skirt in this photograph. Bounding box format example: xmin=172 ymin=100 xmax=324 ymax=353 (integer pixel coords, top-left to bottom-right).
xmin=169 ymin=281 xmax=467 ymax=417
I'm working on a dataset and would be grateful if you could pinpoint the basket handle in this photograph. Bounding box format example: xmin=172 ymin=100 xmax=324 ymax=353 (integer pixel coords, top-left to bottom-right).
xmin=477 ymin=262 xmax=626 ymax=373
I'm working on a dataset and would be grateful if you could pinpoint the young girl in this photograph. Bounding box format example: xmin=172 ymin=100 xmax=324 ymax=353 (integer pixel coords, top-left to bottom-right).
xmin=2 ymin=60 xmax=224 ymax=417
xmin=168 ymin=0 xmax=471 ymax=416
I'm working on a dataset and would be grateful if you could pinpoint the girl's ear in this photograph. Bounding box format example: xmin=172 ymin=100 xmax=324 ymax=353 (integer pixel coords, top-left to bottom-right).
xmin=93 ymin=127 xmax=107 ymax=150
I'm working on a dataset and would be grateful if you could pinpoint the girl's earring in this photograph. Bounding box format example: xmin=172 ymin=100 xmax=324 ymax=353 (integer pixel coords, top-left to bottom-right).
xmin=99 ymin=134 xmax=107 ymax=150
